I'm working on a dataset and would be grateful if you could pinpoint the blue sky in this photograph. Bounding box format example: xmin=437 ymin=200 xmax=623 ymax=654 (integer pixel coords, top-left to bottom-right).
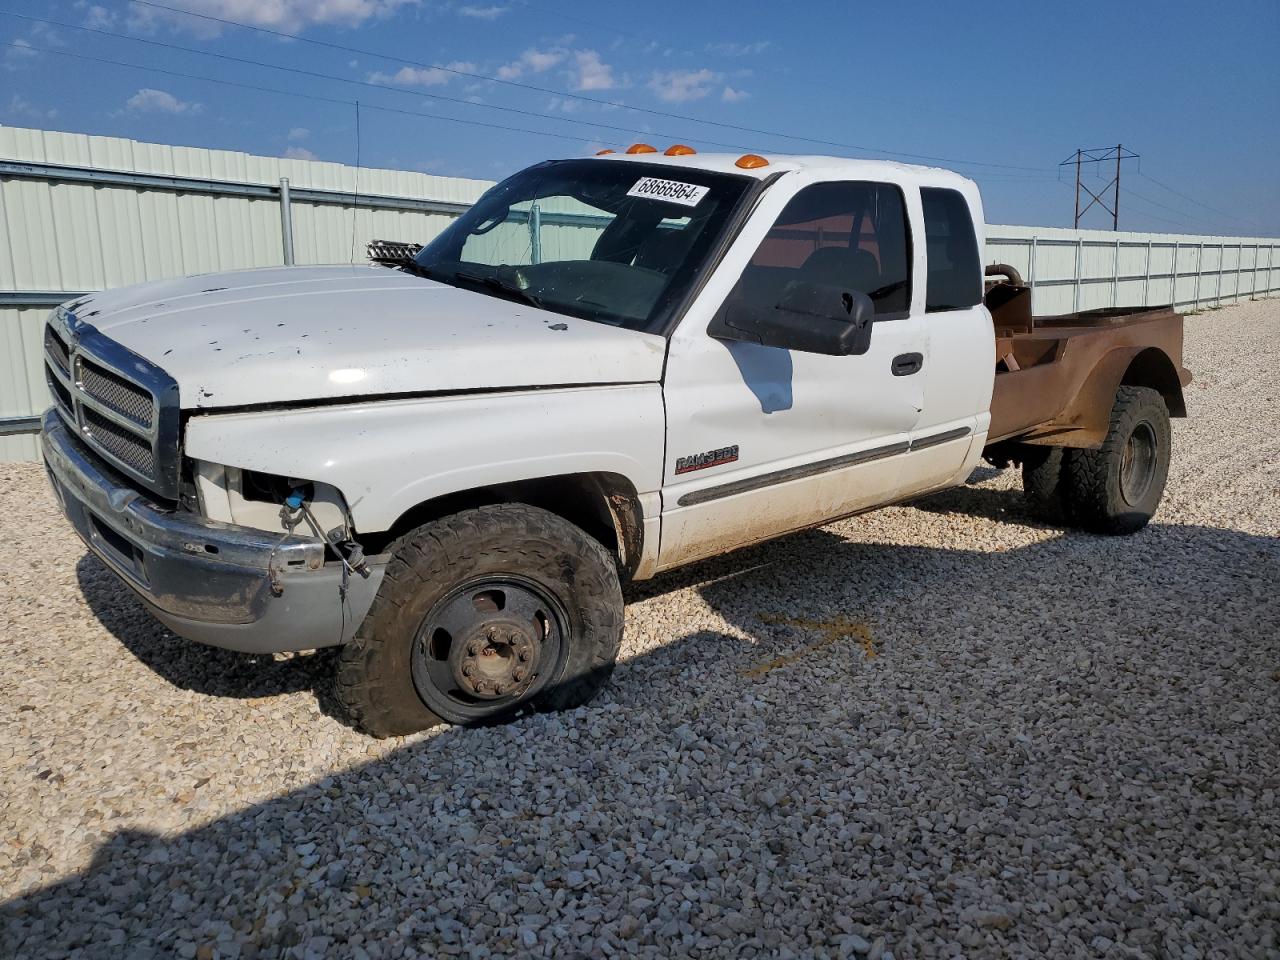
xmin=2 ymin=0 xmax=1277 ymax=235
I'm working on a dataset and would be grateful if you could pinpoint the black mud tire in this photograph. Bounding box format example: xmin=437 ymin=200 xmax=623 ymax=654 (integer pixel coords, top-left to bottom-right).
xmin=1061 ymin=385 xmax=1171 ymax=535
xmin=1020 ymin=445 xmax=1067 ymax=521
xmin=334 ymin=504 xmax=623 ymax=738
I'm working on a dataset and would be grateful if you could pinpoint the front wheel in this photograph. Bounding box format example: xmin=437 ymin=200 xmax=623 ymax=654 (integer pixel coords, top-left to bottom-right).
xmin=1061 ymin=385 xmax=1172 ymax=535
xmin=335 ymin=504 xmax=623 ymax=737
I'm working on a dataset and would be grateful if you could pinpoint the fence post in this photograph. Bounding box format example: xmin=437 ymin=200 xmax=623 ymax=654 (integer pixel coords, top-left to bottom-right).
xmin=1073 ymin=238 xmax=1083 ymax=313
xmin=1028 ymin=236 xmax=1038 ymax=314
xmin=1252 ymin=244 xmax=1260 ymax=298
xmin=279 ymin=177 xmax=295 ymax=266
xmin=1193 ymin=243 xmax=1203 ymax=309
xmin=1237 ymin=242 xmax=1243 ymax=302
xmin=1112 ymin=238 xmax=1121 ymax=308
xmin=1170 ymin=243 xmax=1179 ymax=309
xmin=1142 ymin=240 xmax=1152 ymax=307
xmin=529 ymin=203 xmax=542 ymax=264
xmin=1217 ymin=243 xmax=1225 ymax=306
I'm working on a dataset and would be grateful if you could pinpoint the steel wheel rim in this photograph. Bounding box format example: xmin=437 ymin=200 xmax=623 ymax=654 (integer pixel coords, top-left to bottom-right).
xmin=1119 ymin=420 xmax=1158 ymax=506
xmin=410 ymin=575 xmax=567 ymax=721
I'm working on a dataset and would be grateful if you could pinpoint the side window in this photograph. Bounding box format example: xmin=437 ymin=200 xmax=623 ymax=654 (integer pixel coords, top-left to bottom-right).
xmin=734 ymin=181 xmax=911 ymax=319
xmin=921 ymin=188 xmax=982 ymax=312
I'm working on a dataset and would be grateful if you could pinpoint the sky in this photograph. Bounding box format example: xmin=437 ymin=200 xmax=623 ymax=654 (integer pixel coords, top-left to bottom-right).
xmin=2 ymin=0 xmax=1277 ymax=236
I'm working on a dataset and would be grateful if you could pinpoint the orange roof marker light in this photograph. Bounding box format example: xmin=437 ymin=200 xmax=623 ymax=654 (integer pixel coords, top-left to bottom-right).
xmin=665 ymin=144 xmax=697 ymax=156
xmin=626 ymin=143 xmax=658 ymax=154
xmin=595 ymin=148 xmax=616 ymax=155
xmin=736 ymin=154 xmax=769 ymax=169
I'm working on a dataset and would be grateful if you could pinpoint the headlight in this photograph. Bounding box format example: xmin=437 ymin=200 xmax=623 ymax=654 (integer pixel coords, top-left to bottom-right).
xmin=191 ymin=460 xmax=351 ymax=539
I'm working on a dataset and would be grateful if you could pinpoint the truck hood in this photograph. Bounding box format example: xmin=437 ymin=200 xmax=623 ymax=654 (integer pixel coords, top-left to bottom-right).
xmin=67 ymin=265 xmax=668 ymax=409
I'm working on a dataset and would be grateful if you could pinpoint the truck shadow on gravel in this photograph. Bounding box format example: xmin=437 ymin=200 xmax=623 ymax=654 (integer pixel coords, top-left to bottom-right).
xmin=13 ymin=490 xmax=1278 ymax=957
xmin=73 ymin=554 xmax=339 ymax=701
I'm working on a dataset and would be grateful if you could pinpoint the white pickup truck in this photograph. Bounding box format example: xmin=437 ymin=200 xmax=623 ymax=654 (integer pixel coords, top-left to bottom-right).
xmin=41 ymin=147 xmax=1190 ymax=735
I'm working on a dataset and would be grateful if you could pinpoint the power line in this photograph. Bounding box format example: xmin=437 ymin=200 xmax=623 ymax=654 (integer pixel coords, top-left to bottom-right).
xmin=3 ymin=10 xmax=1061 ymax=182
xmin=1 ymin=11 xmax=760 ymax=153
xmin=1138 ymin=172 xmax=1265 ymax=232
xmin=0 ymin=40 xmax=623 ymax=147
xmin=0 ymin=38 xmax=1056 ymax=197
xmin=1125 ymin=188 xmax=1202 ymax=225
xmin=506 ymin=0 xmax=1015 ymax=134
xmin=121 ymin=0 xmax=1051 ymax=172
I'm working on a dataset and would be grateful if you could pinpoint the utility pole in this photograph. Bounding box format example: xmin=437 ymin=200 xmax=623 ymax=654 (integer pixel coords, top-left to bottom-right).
xmin=1113 ymin=143 xmax=1122 ymax=230
xmin=1074 ymin=149 xmax=1081 ymax=228
xmin=1061 ymin=145 xmax=1139 ymax=230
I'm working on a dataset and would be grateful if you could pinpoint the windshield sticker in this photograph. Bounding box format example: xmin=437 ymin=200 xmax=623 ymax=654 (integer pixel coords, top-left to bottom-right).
xmin=627 ymin=177 xmax=710 ymax=207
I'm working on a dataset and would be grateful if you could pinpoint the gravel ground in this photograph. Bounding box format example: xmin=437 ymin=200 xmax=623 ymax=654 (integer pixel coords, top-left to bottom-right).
xmin=2 ymin=299 xmax=1278 ymax=960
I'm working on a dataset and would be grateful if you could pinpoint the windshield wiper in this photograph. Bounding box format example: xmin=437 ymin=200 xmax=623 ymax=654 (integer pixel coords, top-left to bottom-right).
xmin=454 ymin=272 xmax=545 ymax=309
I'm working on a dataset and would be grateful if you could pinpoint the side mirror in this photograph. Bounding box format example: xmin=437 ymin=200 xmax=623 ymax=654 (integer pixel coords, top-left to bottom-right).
xmin=709 ymin=281 xmax=875 ymax=356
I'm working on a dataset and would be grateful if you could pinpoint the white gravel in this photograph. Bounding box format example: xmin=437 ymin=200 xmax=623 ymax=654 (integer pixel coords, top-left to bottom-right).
xmin=2 ymin=298 xmax=1278 ymax=959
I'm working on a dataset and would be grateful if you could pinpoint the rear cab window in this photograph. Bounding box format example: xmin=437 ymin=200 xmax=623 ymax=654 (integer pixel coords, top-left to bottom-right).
xmin=732 ymin=180 xmax=912 ymax=320
xmin=921 ymin=188 xmax=982 ymax=312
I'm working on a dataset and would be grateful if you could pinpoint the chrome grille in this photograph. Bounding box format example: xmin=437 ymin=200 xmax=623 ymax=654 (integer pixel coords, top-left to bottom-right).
xmin=42 ymin=307 xmax=181 ymax=499
xmin=45 ymin=327 xmax=70 ymax=376
xmin=77 ymin=358 xmax=155 ymax=429
xmin=82 ymin=407 xmax=157 ymax=477
xmin=45 ymin=366 xmax=73 ymax=417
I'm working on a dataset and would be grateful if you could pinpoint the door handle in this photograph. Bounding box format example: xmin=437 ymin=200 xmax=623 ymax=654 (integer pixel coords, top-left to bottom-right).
xmin=892 ymin=352 xmax=924 ymax=376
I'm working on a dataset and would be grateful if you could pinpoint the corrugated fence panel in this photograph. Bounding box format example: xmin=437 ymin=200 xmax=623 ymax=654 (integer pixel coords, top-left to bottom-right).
xmin=2 ymin=124 xmax=1277 ymax=460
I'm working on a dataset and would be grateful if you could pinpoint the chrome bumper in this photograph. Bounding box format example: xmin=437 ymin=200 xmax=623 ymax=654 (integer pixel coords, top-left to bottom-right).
xmin=41 ymin=409 xmax=383 ymax=653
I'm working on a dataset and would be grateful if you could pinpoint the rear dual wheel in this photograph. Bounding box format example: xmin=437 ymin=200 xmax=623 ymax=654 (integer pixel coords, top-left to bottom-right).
xmin=335 ymin=504 xmax=623 ymax=737
xmin=1020 ymin=385 xmax=1171 ymax=535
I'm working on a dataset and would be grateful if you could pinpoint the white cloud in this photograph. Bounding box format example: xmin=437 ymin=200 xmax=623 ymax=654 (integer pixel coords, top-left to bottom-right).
xmin=6 ymin=93 xmax=58 ymax=120
xmin=81 ymin=5 xmax=117 ymax=29
xmin=497 ymin=47 xmax=565 ymax=80
xmin=546 ymin=96 xmax=581 ymax=114
xmin=287 ymin=126 xmax=310 ymax=141
xmin=4 ymin=39 xmax=39 ymax=71
xmin=648 ymin=68 xmax=718 ymax=103
xmin=721 ymin=85 xmax=749 ymax=103
xmin=706 ymin=40 xmax=772 ymax=57
xmin=125 ymin=88 xmax=202 ymax=114
xmin=129 ymin=0 xmax=415 ymax=36
xmin=458 ymin=5 xmax=507 ymax=20
xmin=283 ymin=146 xmax=319 ymax=160
xmin=368 ymin=62 xmax=477 ymax=87
xmin=570 ymin=50 xmax=614 ymax=91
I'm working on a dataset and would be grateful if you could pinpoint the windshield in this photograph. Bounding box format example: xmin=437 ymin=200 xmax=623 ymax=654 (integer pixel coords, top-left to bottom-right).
xmin=412 ymin=159 xmax=754 ymax=333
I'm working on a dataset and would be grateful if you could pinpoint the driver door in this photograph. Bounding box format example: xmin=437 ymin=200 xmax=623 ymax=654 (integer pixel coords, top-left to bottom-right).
xmin=657 ymin=177 xmax=927 ymax=571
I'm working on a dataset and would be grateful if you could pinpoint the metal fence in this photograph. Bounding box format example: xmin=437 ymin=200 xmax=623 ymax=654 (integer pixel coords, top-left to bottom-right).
xmin=985 ymin=224 xmax=1279 ymax=317
xmin=3 ymin=125 xmax=1277 ymax=461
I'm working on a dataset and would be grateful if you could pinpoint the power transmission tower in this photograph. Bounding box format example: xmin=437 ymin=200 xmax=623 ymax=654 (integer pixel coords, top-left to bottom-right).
xmin=1060 ymin=145 xmax=1140 ymax=230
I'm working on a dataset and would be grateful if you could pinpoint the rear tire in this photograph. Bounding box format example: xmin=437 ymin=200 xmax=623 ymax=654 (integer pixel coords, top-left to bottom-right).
xmin=334 ymin=504 xmax=623 ymax=738
xmin=1061 ymin=385 xmax=1171 ymax=535
xmin=1021 ymin=445 xmax=1066 ymax=521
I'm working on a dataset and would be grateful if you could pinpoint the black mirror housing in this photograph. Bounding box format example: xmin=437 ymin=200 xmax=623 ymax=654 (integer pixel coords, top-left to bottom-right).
xmin=709 ymin=281 xmax=875 ymax=356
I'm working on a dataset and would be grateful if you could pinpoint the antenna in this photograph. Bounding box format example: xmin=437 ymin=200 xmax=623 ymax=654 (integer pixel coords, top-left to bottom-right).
xmin=350 ymin=99 xmax=361 ymax=263
xmin=1060 ymin=145 xmax=1139 ymax=230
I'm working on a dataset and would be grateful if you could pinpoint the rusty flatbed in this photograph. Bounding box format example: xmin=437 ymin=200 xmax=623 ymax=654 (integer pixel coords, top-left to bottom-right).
xmin=982 ymin=267 xmax=1191 ymax=451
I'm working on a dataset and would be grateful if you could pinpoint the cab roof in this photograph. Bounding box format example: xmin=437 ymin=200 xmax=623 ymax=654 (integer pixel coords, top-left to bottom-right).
xmin=587 ymin=149 xmax=978 ymax=190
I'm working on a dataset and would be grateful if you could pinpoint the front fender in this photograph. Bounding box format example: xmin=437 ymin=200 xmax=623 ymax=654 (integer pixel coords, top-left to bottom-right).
xmin=183 ymin=385 xmax=666 ymax=533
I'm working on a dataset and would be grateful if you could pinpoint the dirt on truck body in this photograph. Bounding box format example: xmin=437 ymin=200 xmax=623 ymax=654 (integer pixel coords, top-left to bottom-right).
xmin=981 ymin=265 xmax=1191 ymax=450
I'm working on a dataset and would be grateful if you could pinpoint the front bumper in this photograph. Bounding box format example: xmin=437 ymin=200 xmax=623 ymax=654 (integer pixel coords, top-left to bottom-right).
xmin=41 ymin=410 xmax=383 ymax=653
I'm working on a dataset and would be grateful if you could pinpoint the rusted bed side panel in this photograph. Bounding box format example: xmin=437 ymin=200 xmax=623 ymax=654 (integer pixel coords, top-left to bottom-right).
xmin=988 ymin=308 xmax=1189 ymax=448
